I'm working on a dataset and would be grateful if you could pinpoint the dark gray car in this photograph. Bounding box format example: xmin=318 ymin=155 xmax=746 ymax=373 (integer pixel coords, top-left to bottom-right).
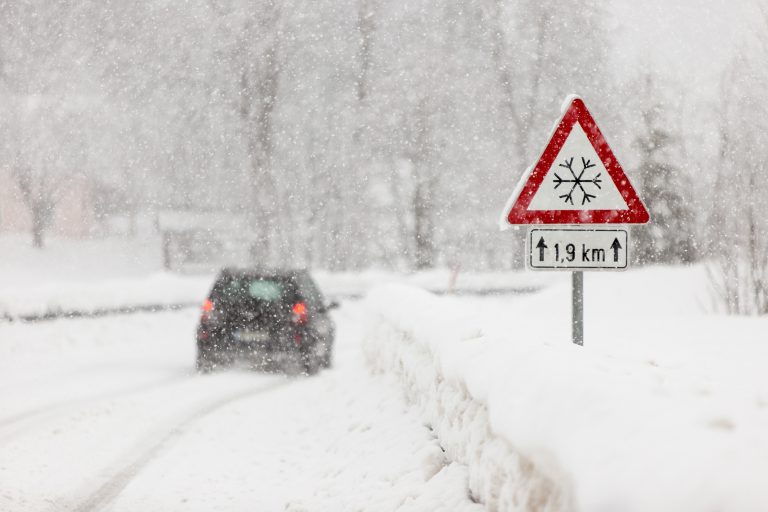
xmin=196 ymin=268 xmax=336 ymax=374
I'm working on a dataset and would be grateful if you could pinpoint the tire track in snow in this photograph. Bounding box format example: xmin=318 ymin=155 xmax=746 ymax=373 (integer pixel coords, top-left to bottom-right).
xmin=67 ymin=378 xmax=290 ymax=512
xmin=0 ymin=372 xmax=192 ymax=445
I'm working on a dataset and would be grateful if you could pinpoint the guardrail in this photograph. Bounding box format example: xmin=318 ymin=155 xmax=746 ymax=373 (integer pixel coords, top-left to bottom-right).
xmin=1 ymin=286 xmax=542 ymax=324
xmin=0 ymin=302 xmax=200 ymax=323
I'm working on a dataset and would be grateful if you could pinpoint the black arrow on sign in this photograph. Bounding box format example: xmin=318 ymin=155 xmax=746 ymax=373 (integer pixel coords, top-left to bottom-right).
xmin=536 ymin=237 xmax=548 ymax=262
xmin=610 ymin=238 xmax=622 ymax=262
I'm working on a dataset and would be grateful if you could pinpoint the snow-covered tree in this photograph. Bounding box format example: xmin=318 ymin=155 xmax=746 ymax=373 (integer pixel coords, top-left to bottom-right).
xmin=630 ymin=75 xmax=696 ymax=265
xmin=709 ymin=51 xmax=768 ymax=315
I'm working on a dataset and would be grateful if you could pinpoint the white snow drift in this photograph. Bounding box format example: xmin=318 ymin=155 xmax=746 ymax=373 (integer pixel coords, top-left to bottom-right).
xmin=362 ymin=265 xmax=768 ymax=512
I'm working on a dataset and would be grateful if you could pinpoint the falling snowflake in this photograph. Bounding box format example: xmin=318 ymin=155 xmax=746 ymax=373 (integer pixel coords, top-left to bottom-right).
xmin=552 ymin=157 xmax=602 ymax=205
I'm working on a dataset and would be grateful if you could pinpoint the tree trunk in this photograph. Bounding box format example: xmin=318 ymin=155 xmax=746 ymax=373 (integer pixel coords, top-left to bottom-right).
xmin=31 ymin=205 xmax=46 ymax=249
xmin=413 ymin=180 xmax=434 ymax=270
xmin=356 ymin=0 xmax=375 ymax=102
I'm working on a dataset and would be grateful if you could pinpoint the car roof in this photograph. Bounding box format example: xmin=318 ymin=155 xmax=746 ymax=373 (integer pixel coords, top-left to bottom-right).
xmin=217 ymin=267 xmax=311 ymax=280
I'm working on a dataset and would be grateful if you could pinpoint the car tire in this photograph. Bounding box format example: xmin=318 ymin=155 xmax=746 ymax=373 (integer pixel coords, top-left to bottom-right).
xmin=196 ymin=350 xmax=218 ymax=373
xmin=300 ymin=350 xmax=320 ymax=376
xmin=303 ymin=360 xmax=319 ymax=376
xmin=319 ymin=350 xmax=332 ymax=369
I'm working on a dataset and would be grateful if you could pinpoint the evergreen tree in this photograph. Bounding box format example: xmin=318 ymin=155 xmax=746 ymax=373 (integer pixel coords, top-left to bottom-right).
xmin=632 ymin=77 xmax=696 ymax=264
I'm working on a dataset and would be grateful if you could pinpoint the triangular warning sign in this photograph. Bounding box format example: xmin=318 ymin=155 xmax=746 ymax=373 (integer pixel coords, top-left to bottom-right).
xmin=501 ymin=96 xmax=649 ymax=226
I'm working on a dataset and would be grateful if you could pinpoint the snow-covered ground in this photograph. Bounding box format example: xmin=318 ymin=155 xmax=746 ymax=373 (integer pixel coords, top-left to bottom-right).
xmin=4 ymin=234 xmax=767 ymax=511
xmin=363 ymin=265 xmax=768 ymax=511
xmin=0 ymin=234 xmax=166 ymax=285
xmin=0 ymin=304 xmax=482 ymax=512
xmin=0 ymin=234 xmax=210 ymax=319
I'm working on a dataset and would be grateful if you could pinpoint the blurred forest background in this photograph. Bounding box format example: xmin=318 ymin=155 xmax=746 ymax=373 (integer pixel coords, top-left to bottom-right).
xmin=0 ymin=0 xmax=765 ymax=312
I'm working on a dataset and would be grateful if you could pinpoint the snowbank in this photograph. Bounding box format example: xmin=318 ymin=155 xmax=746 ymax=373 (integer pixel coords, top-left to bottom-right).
xmin=0 ymin=234 xmax=165 ymax=286
xmin=313 ymin=268 xmax=559 ymax=298
xmin=0 ymin=268 xmax=553 ymax=321
xmin=0 ymin=235 xmax=213 ymax=320
xmin=0 ymin=274 xmax=212 ymax=320
xmin=363 ymin=265 xmax=768 ymax=512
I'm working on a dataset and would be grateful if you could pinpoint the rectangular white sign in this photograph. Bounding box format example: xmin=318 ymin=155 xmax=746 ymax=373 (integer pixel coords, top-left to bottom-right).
xmin=526 ymin=227 xmax=629 ymax=271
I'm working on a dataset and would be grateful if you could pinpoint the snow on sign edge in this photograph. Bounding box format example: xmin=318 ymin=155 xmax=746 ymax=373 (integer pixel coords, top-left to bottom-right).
xmin=498 ymin=94 xmax=580 ymax=231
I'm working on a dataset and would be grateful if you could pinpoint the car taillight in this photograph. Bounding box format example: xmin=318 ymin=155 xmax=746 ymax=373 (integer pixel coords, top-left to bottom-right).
xmin=292 ymin=302 xmax=308 ymax=325
xmin=201 ymin=299 xmax=214 ymax=322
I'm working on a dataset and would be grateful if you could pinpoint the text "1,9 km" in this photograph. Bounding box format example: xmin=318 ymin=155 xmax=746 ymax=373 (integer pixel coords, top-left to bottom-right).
xmin=527 ymin=227 xmax=629 ymax=271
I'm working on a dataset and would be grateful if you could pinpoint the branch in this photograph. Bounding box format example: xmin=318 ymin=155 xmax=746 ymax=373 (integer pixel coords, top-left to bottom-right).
xmin=13 ymin=165 xmax=33 ymax=206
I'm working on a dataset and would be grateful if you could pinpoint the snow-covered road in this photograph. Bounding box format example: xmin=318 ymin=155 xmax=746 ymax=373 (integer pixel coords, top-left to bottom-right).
xmin=0 ymin=304 xmax=481 ymax=512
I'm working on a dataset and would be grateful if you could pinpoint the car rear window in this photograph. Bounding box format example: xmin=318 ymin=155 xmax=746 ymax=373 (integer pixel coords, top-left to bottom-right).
xmin=246 ymin=280 xmax=283 ymax=300
xmin=213 ymin=275 xmax=291 ymax=304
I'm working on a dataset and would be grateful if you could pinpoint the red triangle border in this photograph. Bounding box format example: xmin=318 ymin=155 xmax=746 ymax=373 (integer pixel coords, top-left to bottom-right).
xmin=504 ymin=97 xmax=649 ymax=225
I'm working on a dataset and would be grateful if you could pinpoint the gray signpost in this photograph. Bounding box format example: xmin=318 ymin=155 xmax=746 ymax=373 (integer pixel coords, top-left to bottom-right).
xmin=525 ymin=226 xmax=629 ymax=345
xmin=572 ymin=271 xmax=583 ymax=346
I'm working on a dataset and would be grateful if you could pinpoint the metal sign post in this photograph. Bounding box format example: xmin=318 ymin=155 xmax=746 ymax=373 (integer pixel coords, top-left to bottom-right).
xmin=525 ymin=226 xmax=627 ymax=346
xmin=572 ymin=271 xmax=583 ymax=346
xmin=499 ymin=95 xmax=650 ymax=348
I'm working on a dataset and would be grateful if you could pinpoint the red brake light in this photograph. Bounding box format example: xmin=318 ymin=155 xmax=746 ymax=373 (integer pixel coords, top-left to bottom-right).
xmin=292 ymin=302 xmax=308 ymax=325
xmin=201 ymin=299 xmax=214 ymax=322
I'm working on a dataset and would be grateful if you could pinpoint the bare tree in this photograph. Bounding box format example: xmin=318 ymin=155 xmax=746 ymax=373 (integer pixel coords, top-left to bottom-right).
xmin=710 ymin=48 xmax=768 ymax=315
xmin=0 ymin=0 xmax=632 ymax=271
xmin=12 ymin=160 xmax=56 ymax=248
xmin=207 ymin=0 xmax=284 ymax=264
